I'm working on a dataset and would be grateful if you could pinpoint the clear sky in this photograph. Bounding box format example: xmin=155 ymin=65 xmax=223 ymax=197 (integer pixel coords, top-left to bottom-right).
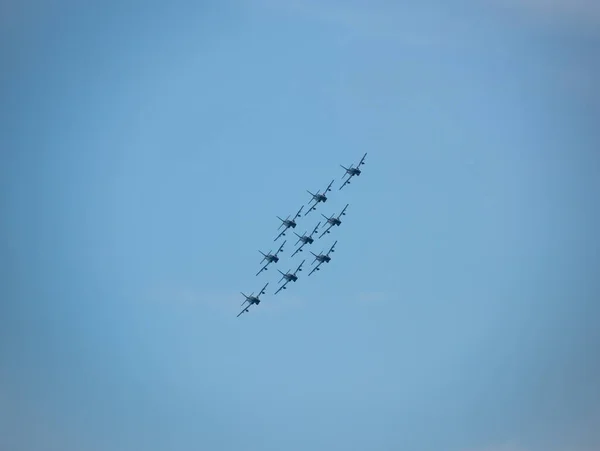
xmin=1 ymin=1 xmax=599 ymax=450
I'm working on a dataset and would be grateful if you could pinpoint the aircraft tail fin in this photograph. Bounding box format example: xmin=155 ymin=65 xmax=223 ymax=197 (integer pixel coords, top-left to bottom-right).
xmin=276 ymin=216 xmax=287 ymax=230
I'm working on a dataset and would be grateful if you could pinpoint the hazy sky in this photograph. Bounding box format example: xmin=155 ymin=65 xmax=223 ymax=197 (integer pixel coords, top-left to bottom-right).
xmin=1 ymin=1 xmax=599 ymax=450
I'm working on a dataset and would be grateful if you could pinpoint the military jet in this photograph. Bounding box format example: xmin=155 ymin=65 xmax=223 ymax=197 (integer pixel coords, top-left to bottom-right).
xmin=274 ymin=205 xmax=304 ymax=241
xmin=339 ymin=152 xmax=367 ymax=190
xmin=237 ymin=282 xmax=269 ymax=317
xmin=256 ymin=240 xmax=286 ymax=276
xmin=319 ymin=204 xmax=349 ymax=238
xmin=305 ymin=179 xmax=335 ymax=215
xmin=308 ymin=241 xmax=337 ymax=276
xmin=274 ymin=260 xmax=305 ymax=295
xmin=291 ymin=221 xmax=320 ymax=257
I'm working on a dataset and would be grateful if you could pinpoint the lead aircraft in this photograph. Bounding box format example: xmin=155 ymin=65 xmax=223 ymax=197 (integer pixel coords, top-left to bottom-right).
xmin=339 ymin=152 xmax=367 ymax=190
xmin=237 ymin=283 xmax=269 ymax=318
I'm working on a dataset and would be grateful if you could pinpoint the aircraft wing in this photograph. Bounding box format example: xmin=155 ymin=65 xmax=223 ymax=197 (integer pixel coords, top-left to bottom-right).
xmin=319 ymin=223 xmax=334 ymax=239
xmin=339 ymin=173 xmax=355 ymax=190
xmin=358 ymin=152 xmax=367 ymax=166
xmin=305 ymin=197 xmax=319 ymax=215
xmin=294 ymin=259 xmax=305 ymax=274
xmin=308 ymin=260 xmax=323 ymax=276
xmin=291 ymin=242 xmax=305 ymax=257
xmin=274 ymin=227 xmax=288 ymax=241
xmin=275 ymin=240 xmax=286 ymax=255
xmin=259 ymin=282 xmax=269 ymax=295
xmin=310 ymin=221 xmax=321 ymax=237
xmin=237 ymin=303 xmax=253 ymax=317
xmin=337 ymin=204 xmax=349 ymax=219
xmin=324 ymin=179 xmax=335 ymax=192
xmin=327 ymin=240 xmax=337 ymax=255
xmin=274 ymin=280 xmax=289 ymax=295
xmin=256 ymin=262 xmax=270 ymax=276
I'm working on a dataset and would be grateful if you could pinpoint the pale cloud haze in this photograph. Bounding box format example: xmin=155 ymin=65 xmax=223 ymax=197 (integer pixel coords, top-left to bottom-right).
xmin=492 ymin=0 xmax=600 ymax=25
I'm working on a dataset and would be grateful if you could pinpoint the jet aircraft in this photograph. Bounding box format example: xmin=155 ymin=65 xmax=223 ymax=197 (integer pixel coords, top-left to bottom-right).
xmin=319 ymin=204 xmax=348 ymax=238
xmin=256 ymin=240 xmax=286 ymax=276
xmin=339 ymin=152 xmax=367 ymax=190
xmin=237 ymin=282 xmax=269 ymax=317
xmin=305 ymin=179 xmax=334 ymax=215
xmin=308 ymin=241 xmax=337 ymax=276
xmin=274 ymin=205 xmax=304 ymax=241
xmin=291 ymin=221 xmax=320 ymax=257
xmin=274 ymin=260 xmax=305 ymax=295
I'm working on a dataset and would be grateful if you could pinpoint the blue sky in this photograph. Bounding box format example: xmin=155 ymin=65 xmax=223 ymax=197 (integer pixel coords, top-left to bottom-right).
xmin=1 ymin=1 xmax=599 ymax=450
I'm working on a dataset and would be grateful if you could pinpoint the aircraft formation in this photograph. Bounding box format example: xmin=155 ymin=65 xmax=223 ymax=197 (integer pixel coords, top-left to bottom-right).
xmin=237 ymin=152 xmax=367 ymax=318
